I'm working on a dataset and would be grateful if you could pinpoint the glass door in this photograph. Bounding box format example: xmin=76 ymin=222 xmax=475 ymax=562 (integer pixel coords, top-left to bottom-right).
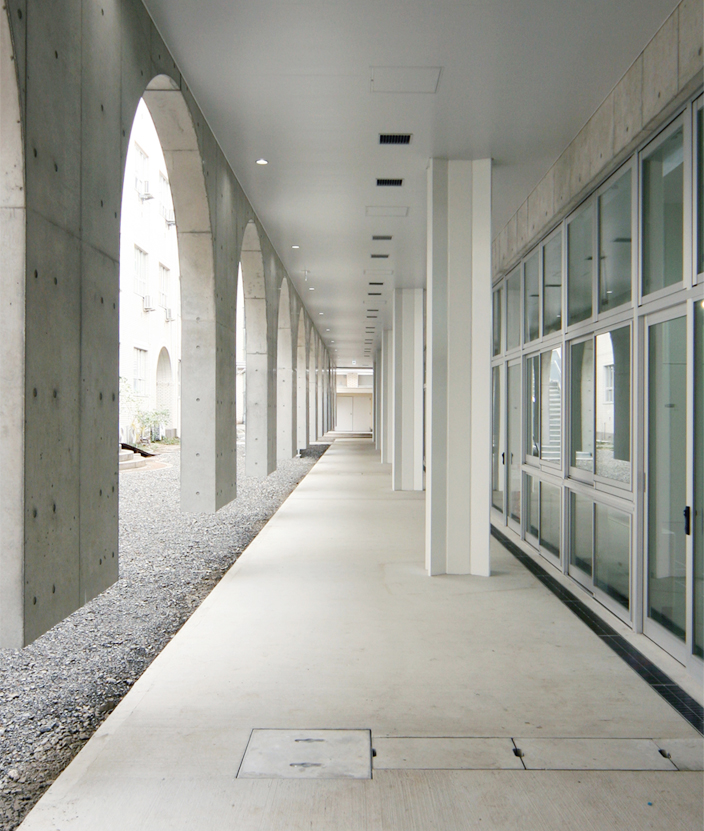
xmin=644 ymin=306 xmax=690 ymax=661
xmin=491 ymin=364 xmax=505 ymax=515
xmin=507 ymin=360 xmax=522 ymax=531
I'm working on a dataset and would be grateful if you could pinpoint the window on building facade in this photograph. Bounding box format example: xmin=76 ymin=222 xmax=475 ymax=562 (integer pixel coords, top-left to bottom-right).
xmin=598 ymin=167 xmax=632 ymax=311
xmin=134 ymin=246 xmax=148 ymax=296
xmin=491 ymin=364 xmax=504 ymax=513
xmin=540 ymin=347 xmax=561 ymax=466
xmin=526 ymin=354 xmax=540 ymax=460
xmin=594 ymin=503 xmax=630 ymax=610
xmin=570 ymin=492 xmax=592 ymax=578
xmin=567 ymin=203 xmax=593 ymax=325
xmin=570 ymin=338 xmax=594 ymax=473
xmin=542 ymin=232 xmax=562 ymax=335
xmin=159 ymin=264 xmax=170 ymax=309
xmin=539 ymin=481 xmax=561 ymax=558
xmin=595 ymin=327 xmax=630 ymax=485
xmin=523 ymin=250 xmax=539 ymax=342
xmin=492 ymin=286 xmax=502 ymax=356
xmin=133 ymin=348 xmax=147 ymax=396
xmin=506 ymin=269 xmax=520 ymax=350
xmin=134 ymin=144 xmax=148 ymax=194
xmin=642 ymin=122 xmax=684 ymax=296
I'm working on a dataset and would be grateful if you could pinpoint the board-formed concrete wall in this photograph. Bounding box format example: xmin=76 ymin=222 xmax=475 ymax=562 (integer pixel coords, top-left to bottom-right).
xmin=493 ymin=0 xmax=703 ymax=277
xmin=1 ymin=0 xmax=329 ymax=647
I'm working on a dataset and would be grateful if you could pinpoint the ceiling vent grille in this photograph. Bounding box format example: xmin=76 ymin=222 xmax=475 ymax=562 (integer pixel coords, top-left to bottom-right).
xmin=368 ymin=292 xmax=382 ymax=296
xmin=372 ymin=235 xmax=392 ymax=241
xmin=368 ymin=281 xmax=384 ymax=285
xmin=379 ymin=134 xmax=412 ymax=145
xmin=371 ymin=254 xmax=389 ymax=258
xmin=376 ymin=178 xmax=403 ymax=187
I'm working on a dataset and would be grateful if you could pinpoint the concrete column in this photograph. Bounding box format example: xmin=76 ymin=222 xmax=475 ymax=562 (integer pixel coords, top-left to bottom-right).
xmin=308 ymin=338 xmax=317 ymax=443
xmin=373 ymin=349 xmax=381 ymax=450
xmin=380 ymin=329 xmax=393 ymax=464
xmin=392 ymin=289 xmax=424 ymax=491
xmin=426 ymin=158 xmax=492 ymax=576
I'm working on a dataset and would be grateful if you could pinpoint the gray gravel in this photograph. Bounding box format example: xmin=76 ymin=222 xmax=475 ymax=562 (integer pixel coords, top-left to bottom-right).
xmin=0 ymin=443 xmax=328 ymax=831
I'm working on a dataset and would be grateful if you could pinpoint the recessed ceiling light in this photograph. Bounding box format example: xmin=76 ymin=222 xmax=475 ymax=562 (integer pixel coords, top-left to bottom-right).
xmin=331 ymin=341 xmax=335 ymax=343
xmin=291 ymin=245 xmax=299 ymax=249
xmin=309 ymin=287 xmax=315 ymax=291
xmin=325 ymin=328 xmax=330 ymax=331
xmin=319 ymin=312 xmax=324 ymax=315
xmin=256 ymin=158 xmax=268 ymax=165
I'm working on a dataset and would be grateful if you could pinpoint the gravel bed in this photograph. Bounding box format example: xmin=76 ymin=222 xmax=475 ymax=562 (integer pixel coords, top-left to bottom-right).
xmin=0 ymin=443 xmax=328 ymax=830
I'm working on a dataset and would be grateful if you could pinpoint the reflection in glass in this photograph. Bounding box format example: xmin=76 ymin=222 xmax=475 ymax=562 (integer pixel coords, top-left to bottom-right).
xmin=526 ymin=475 xmax=539 ymax=540
xmin=524 ymin=252 xmax=540 ymax=342
xmin=570 ymin=339 xmax=594 ymax=472
xmin=540 ymin=348 xmax=561 ymax=465
xmin=507 ymin=269 xmax=521 ymax=351
xmin=642 ymin=126 xmax=684 ymax=295
xmin=694 ymin=303 xmax=703 ymax=657
xmin=543 ymin=234 xmax=562 ymax=335
xmin=508 ymin=363 xmax=521 ymax=524
xmin=599 ymin=169 xmax=632 ymax=311
xmin=492 ymin=287 xmax=502 ymax=356
xmin=540 ymin=482 xmax=561 ymax=557
xmin=570 ymin=492 xmax=592 ymax=576
xmin=594 ymin=503 xmax=630 ymax=609
xmin=527 ymin=355 xmax=540 ymax=459
xmin=568 ymin=205 xmax=593 ymax=325
xmin=648 ymin=316 xmax=686 ymax=640
xmin=595 ymin=328 xmax=631 ymax=484
xmin=491 ymin=365 xmax=505 ymax=513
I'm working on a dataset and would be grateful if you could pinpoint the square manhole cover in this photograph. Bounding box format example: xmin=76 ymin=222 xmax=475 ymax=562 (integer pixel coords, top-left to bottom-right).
xmin=238 ymin=729 xmax=372 ymax=779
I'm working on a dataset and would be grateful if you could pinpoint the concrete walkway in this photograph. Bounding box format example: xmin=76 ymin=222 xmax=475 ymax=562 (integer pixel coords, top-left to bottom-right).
xmin=20 ymin=440 xmax=703 ymax=830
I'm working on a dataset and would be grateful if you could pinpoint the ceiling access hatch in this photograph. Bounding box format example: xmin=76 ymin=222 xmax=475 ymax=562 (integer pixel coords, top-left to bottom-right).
xmin=379 ymin=134 xmax=411 ymax=145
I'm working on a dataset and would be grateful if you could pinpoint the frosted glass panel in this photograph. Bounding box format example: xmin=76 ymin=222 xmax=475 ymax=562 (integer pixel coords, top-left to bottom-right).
xmin=568 ymin=206 xmax=593 ymax=325
xmin=543 ymin=234 xmax=562 ymax=335
xmin=642 ymin=126 xmax=684 ymax=295
xmin=599 ymin=169 xmax=632 ymax=311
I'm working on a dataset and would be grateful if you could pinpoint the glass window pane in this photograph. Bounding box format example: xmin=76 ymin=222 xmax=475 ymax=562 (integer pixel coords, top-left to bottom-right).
xmin=491 ymin=365 xmax=505 ymax=513
xmin=698 ymin=105 xmax=703 ymax=277
xmin=543 ymin=234 xmax=562 ymax=335
xmin=492 ymin=287 xmax=502 ymax=356
xmin=695 ymin=302 xmax=704 ymax=657
xmin=506 ymin=269 xmax=520 ymax=351
xmin=540 ymin=482 xmax=561 ymax=557
xmin=594 ymin=503 xmax=630 ymax=609
xmin=570 ymin=492 xmax=592 ymax=576
xmin=508 ymin=363 xmax=522 ymax=523
xmin=570 ymin=339 xmax=594 ymax=472
xmin=642 ymin=126 xmax=684 ymax=296
xmin=527 ymin=355 xmax=540 ymax=459
xmin=595 ymin=328 xmax=631 ymax=484
xmin=598 ymin=169 xmax=632 ymax=311
xmin=524 ymin=252 xmax=539 ymax=342
xmin=568 ymin=205 xmax=593 ymax=325
xmin=647 ymin=316 xmax=687 ymax=640
xmin=526 ymin=474 xmax=539 ymax=540
xmin=540 ymin=347 xmax=561 ymax=465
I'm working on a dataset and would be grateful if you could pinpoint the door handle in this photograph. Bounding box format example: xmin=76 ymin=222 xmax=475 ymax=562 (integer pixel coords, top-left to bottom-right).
xmin=501 ymin=451 xmax=505 ymax=465
xmin=684 ymin=506 xmax=691 ymax=536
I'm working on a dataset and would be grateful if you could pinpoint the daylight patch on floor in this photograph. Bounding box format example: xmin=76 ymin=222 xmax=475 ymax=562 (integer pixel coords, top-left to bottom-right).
xmin=237 ymin=729 xmax=372 ymax=779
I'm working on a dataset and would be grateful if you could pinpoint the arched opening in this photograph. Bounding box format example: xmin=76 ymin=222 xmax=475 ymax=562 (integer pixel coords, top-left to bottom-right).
xmin=296 ymin=309 xmax=308 ymax=453
xmin=239 ymin=220 xmax=273 ymax=478
xmin=122 ymin=75 xmax=222 ymax=512
xmin=0 ymin=5 xmax=26 ymax=647
xmin=119 ymin=99 xmax=181 ymax=447
xmin=308 ymin=330 xmax=318 ymax=444
xmin=276 ymin=277 xmax=295 ymax=461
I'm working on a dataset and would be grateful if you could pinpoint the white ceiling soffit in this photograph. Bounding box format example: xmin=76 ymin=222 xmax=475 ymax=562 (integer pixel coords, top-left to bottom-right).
xmin=142 ymin=0 xmax=680 ymax=367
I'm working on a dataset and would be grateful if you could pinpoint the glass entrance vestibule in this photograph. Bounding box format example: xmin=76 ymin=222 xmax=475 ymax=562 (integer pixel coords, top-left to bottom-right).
xmin=491 ymin=93 xmax=704 ymax=676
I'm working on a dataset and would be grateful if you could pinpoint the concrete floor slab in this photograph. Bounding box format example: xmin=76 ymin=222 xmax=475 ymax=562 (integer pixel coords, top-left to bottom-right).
xmin=654 ymin=737 xmax=704 ymax=770
xmin=18 ymin=440 xmax=704 ymax=830
xmin=372 ymin=737 xmax=523 ymax=769
xmin=517 ymin=737 xmax=677 ymax=770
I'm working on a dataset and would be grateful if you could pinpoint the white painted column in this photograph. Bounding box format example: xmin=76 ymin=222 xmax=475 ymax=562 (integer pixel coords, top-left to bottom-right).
xmin=425 ymin=158 xmax=492 ymax=576
xmin=373 ymin=349 xmax=381 ymax=450
xmin=392 ymin=288 xmax=424 ymax=491
xmin=380 ymin=329 xmax=393 ymax=464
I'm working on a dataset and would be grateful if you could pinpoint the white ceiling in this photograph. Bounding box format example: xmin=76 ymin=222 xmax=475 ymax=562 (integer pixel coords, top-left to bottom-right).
xmin=143 ymin=0 xmax=678 ymax=367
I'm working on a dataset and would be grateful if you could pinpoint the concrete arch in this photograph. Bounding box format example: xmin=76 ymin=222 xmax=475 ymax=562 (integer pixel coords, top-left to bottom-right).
xmin=239 ymin=220 xmax=274 ymax=478
xmin=296 ymin=308 xmax=309 ymax=452
xmin=155 ymin=347 xmax=174 ymax=431
xmin=137 ymin=76 xmax=227 ymax=513
xmin=0 ymin=5 xmax=26 ymax=648
xmin=276 ymin=277 xmax=296 ymax=461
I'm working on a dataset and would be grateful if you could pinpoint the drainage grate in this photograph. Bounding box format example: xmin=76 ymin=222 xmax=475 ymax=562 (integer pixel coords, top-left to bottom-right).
xmin=238 ymin=729 xmax=372 ymax=779
xmin=376 ymin=178 xmax=403 ymax=187
xmin=379 ymin=134 xmax=412 ymax=145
